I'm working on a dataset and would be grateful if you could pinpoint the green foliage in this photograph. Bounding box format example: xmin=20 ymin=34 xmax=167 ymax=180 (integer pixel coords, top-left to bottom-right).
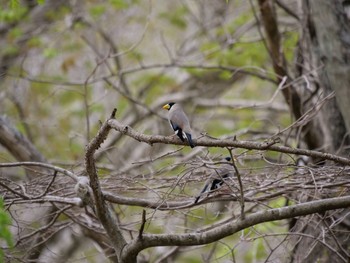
xmin=27 ymin=36 xmax=42 ymax=48
xmin=230 ymin=12 xmax=252 ymax=31
xmin=126 ymin=50 xmax=144 ymax=63
xmin=219 ymin=42 xmax=268 ymax=67
xmin=89 ymin=4 xmax=106 ymax=19
xmin=219 ymin=70 xmax=233 ymax=80
xmin=184 ymin=68 xmax=206 ymax=77
xmin=199 ymin=37 xmax=268 ymax=69
xmin=9 ymin=0 xmax=20 ymax=9
xmin=109 ymin=0 xmax=129 ymax=10
xmin=134 ymin=73 xmax=176 ymax=104
xmin=283 ymin=31 xmax=299 ymax=63
xmin=1 ymin=45 xmax=20 ymax=56
xmin=246 ymin=238 xmax=267 ymax=262
xmin=0 ymin=1 xmax=27 ymax=23
xmin=43 ymin=47 xmax=59 ymax=58
xmin=45 ymin=6 xmax=70 ymax=21
xmin=268 ymin=196 xmax=287 ymax=208
xmin=200 ymin=42 xmax=221 ymax=59
xmin=159 ymin=5 xmax=189 ymax=29
xmin=30 ymin=79 xmax=52 ymax=98
xmin=201 ymin=11 xmax=269 ymax=69
xmin=0 ymin=198 xmax=13 ymax=261
xmin=216 ymin=12 xmax=252 ymax=38
xmin=206 ymin=118 xmax=234 ymax=137
xmin=8 ymin=27 xmax=23 ymax=39
xmin=57 ymin=88 xmax=81 ymax=106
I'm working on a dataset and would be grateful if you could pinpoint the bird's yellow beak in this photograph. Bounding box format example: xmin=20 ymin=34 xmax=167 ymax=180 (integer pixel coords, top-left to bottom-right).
xmin=162 ymin=104 xmax=170 ymax=110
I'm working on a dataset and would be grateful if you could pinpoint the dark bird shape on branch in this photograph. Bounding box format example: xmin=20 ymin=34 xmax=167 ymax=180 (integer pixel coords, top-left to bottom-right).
xmin=194 ymin=157 xmax=233 ymax=203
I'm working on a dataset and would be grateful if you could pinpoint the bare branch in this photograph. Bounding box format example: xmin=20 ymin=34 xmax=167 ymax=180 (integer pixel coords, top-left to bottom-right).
xmin=108 ymin=119 xmax=350 ymax=165
xmin=15 ymin=205 xmax=72 ymax=247
xmin=0 ymin=161 xmax=77 ymax=181
xmin=35 ymin=171 xmax=57 ymax=198
xmin=227 ymin=149 xmax=245 ymax=219
xmin=121 ymin=196 xmax=350 ymax=262
xmin=275 ymin=0 xmax=300 ymax=21
xmin=85 ymin=108 xmax=127 ymax=261
xmin=5 ymin=195 xmax=83 ymax=206
xmin=0 ymin=116 xmax=47 ymax=179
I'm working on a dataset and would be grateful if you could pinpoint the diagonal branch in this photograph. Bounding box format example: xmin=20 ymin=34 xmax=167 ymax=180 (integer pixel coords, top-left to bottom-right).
xmin=0 ymin=116 xmax=47 ymax=179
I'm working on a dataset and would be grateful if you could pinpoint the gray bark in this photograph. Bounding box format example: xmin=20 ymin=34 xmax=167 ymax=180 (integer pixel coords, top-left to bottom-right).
xmin=289 ymin=1 xmax=350 ymax=262
xmin=307 ymin=0 xmax=350 ymax=155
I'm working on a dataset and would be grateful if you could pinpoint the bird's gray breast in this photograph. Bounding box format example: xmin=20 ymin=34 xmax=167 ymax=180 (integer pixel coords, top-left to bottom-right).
xmin=169 ymin=108 xmax=188 ymax=130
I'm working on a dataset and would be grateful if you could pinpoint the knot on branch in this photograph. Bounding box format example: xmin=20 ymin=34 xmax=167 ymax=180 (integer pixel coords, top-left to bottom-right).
xmin=259 ymin=137 xmax=280 ymax=149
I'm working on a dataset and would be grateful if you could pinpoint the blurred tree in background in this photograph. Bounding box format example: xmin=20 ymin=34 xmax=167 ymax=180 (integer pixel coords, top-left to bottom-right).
xmin=0 ymin=0 xmax=349 ymax=262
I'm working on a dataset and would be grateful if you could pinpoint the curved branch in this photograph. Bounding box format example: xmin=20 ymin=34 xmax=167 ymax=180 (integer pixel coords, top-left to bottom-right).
xmin=121 ymin=195 xmax=350 ymax=262
xmin=0 ymin=161 xmax=78 ymax=181
xmin=108 ymin=119 xmax=350 ymax=165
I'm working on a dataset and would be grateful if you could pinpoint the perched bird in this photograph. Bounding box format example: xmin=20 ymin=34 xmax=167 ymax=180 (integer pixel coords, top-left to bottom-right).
xmin=162 ymin=102 xmax=195 ymax=148
xmin=194 ymin=157 xmax=233 ymax=204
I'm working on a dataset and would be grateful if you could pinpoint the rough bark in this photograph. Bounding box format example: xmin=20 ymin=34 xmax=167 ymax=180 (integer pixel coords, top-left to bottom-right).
xmin=289 ymin=1 xmax=350 ymax=262
xmin=85 ymin=109 xmax=126 ymax=262
xmin=307 ymin=0 xmax=350 ymax=155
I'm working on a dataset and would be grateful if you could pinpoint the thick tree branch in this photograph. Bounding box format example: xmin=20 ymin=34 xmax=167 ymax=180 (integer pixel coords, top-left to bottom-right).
xmin=108 ymin=119 xmax=350 ymax=165
xmin=0 ymin=116 xmax=47 ymax=179
xmin=85 ymin=109 xmax=126 ymax=262
xmin=121 ymin=195 xmax=350 ymax=262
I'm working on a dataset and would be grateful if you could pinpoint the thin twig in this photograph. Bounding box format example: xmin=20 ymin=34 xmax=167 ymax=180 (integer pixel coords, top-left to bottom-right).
xmin=275 ymin=0 xmax=300 ymax=21
xmin=35 ymin=171 xmax=57 ymax=198
xmin=15 ymin=205 xmax=72 ymax=246
xmin=0 ymin=162 xmax=77 ymax=181
xmin=227 ymin=149 xmax=245 ymax=219
xmin=0 ymin=181 xmax=29 ymax=199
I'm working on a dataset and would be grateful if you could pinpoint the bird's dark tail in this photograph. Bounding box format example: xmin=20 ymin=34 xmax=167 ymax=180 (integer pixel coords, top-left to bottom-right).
xmin=185 ymin=133 xmax=195 ymax=148
xmin=194 ymin=196 xmax=200 ymax=204
xmin=194 ymin=183 xmax=209 ymax=203
xmin=175 ymin=128 xmax=185 ymax=142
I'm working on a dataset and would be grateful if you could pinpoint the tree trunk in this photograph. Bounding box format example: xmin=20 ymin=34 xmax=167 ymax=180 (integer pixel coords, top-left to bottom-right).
xmin=290 ymin=1 xmax=350 ymax=262
xmin=306 ymin=0 xmax=350 ymax=155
